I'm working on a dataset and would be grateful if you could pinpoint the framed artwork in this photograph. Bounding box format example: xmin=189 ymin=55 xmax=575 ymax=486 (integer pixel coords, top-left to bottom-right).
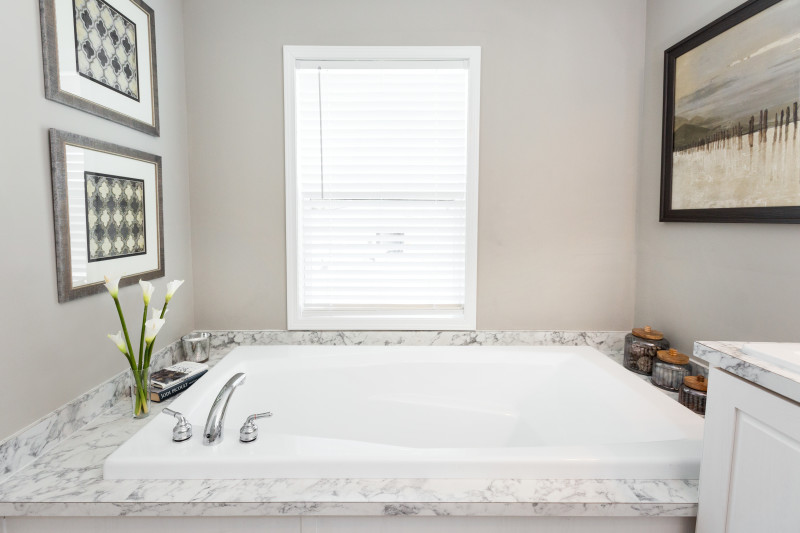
xmin=49 ymin=129 xmax=164 ymax=303
xmin=660 ymin=0 xmax=800 ymax=223
xmin=40 ymin=0 xmax=160 ymax=136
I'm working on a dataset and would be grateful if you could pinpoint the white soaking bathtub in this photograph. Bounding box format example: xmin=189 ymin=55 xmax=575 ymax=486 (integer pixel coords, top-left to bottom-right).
xmin=103 ymin=345 xmax=704 ymax=480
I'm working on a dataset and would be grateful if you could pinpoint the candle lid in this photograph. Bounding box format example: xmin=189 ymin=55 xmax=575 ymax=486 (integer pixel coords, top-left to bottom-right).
xmin=684 ymin=375 xmax=708 ymax=392
xmin=632 ymin=325 xmax=664 ymax=340
xmin=657 ymin=348 xmax=689 ymax=365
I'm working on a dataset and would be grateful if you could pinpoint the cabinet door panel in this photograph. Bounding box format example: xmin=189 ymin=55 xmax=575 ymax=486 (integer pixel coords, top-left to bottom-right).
xmin=697 ymin=368 xmax=800 ymax=533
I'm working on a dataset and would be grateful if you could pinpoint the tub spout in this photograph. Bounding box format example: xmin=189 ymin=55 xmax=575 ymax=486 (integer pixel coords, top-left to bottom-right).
xmin=203 ymin=373 xmax=246 ymax=445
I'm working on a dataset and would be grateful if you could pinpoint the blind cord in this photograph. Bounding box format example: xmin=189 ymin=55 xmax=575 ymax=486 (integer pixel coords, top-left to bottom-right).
xmin=317 ymin=66 xmax=325 ymax=200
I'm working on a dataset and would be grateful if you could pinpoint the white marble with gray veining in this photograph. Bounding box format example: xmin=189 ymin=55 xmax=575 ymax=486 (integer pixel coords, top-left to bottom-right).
xmin=0 ymin=339 xmax=182 ymax=480
xmin=694 ymin=340 xmax=800 ymax=404
xmin=0 ymin=330 xmax=701 ymax=518
xmin=0 ymin=402 xmax=697 ymax=518
xmin=205 ymin=330 xmax=627 ymax=361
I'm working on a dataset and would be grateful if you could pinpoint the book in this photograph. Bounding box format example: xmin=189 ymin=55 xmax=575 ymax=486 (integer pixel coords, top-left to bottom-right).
xmin=150 ymin=361 xmax=209 ymax=389
xmin=150 ymin=369 xmax=207 ymax=402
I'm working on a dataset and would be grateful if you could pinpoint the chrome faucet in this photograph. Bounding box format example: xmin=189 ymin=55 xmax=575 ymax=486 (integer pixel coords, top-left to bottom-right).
xmin=203 ymin=373 xmax=246 ymax=445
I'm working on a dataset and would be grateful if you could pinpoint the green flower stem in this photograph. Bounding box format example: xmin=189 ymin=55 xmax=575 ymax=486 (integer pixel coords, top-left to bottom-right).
xmin=113 ymin=297 xmax=136 ymax=364
xmin=133 ymin=365 xmax=149 ymax=416
xmin=125 ymin=350 xmax=148 ymax=415
xmin=137 ymin=302 xmax=148 ymax=372
xmin=133 ymin=367 xmax=149 ymax=416
xmin=143 ymin=343 xmax=153 ymax=374
xmin=112 ymin=296 xmax=148 ymax=414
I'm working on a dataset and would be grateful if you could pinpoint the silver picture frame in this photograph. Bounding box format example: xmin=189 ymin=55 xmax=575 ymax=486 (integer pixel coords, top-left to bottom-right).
xmin=49 ymin=129 xmax=165 ymax=302
xmin=40 ymin=0 xmax=160 ymax=136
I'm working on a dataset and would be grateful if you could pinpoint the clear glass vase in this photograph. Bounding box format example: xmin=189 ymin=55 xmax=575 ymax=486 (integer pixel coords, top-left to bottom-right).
xmin=128 ymin=367 xmax=151 ymax=419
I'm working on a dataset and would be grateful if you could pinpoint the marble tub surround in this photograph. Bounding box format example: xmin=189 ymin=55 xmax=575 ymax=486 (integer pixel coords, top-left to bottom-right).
xmin=0 ymin=401 xmax=698 ymax=518
xmin=0 ymin=330 xmax=702 ymax=518
xmin=694 ymin=341 xmax=800 ymax=403
xmin=204 ymin=330 xmax=628 ymax=357
xmin=0 ymin=339 xmax=183 ymax=482
xmin=0 ymin=329 xmax=625 ymax=485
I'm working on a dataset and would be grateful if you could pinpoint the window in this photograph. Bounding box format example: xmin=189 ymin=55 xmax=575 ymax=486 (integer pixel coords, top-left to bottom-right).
xmin=283 ymin=46 xmax=480 ymax=330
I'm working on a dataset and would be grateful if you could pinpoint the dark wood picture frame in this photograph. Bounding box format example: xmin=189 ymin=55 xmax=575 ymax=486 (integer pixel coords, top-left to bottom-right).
xmin=660 ymin=0 xmax=800 ymax=223
xmin=49 ymin=129 xmax=165 ymax=303
xmin=39 ymin=0 xmax=160 ymax=136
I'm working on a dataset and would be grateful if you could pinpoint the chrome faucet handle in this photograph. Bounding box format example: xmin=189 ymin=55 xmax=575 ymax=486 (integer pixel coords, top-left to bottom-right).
xmin=162 ymin=408 xmax=193 ymax=442
xmin=203 ymin=373 xmax=247 ymax=446
xmin=239 ymin=412 xmax=273 ymax=443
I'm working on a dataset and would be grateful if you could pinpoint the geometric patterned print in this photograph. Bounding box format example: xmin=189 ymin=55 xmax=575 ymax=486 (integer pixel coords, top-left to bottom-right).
xmin=84 ymin=172 xmax=146 ymax=262
xmin=73 ymin=0 xmax=140 ymax=101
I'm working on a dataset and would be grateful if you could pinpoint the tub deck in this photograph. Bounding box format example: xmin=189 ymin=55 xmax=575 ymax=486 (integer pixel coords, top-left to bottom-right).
xmin=0 ymin=339 xmax=699 ymax=520
xmin=0 ymin=397 xmax=698 ymax=518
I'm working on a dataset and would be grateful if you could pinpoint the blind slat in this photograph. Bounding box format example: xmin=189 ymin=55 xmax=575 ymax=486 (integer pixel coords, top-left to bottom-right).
xmin=296 ymin=66 xmax=469 ymax=310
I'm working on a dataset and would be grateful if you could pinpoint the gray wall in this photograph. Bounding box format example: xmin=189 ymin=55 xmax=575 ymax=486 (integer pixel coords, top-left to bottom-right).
xmin=0 ymin=0 xmax=194 ymax=440
xmin=635 ymin=0 xmax=800 ymax=354
xmin=17 ymin=0 xmax=782 ymax=441
xmin=183 ymin=0 xmax=646 ymax=331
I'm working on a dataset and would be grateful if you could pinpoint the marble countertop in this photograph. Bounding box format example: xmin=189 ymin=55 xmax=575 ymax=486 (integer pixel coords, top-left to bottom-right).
xmin=694 ymin=341 xmax=800 ymax=403
xmin=0 ymin=332 xmax=699 ymax=518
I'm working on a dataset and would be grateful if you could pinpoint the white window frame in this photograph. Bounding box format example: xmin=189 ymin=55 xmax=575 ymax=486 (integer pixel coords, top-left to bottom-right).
xmin=283 ymin=45 xmax=480 ymax=331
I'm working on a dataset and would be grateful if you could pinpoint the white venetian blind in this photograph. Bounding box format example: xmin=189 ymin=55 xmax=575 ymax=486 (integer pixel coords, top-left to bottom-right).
xmin=293 ymin=60 xmax=469 ymax=317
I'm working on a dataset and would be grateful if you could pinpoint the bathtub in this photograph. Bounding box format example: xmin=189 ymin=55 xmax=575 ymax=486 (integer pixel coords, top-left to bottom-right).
xmin=103 ymin=345 xmax=704 ymax=480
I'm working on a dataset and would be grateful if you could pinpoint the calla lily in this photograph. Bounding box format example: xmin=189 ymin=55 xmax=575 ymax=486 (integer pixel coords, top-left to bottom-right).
xmin=107 ymin=331 xmax=128 ymax=354
xmin=139 ymin=280 xmax=154 ymax=305
xmin=104 ymin=275 xmax=121 ymax=298
xmin=144 ymin=318 xmax=166 ymax=344
xmin=165 ymin=280 xmax=184 ymax=302
xmin=105 ymin=273 xmax=184 ymax=418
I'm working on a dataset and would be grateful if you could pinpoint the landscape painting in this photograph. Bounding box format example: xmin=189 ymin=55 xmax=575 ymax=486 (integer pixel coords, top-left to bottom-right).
xmin=661 ymin=0 xmax=800 ymax=223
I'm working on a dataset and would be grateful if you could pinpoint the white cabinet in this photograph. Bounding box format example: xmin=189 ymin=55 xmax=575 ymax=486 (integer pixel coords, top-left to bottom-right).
xmin=697 ymin=368 xmax=800 ymax=533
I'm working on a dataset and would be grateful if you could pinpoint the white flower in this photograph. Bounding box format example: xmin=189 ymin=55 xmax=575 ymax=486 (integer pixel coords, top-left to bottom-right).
xmin=139 ymin=280 xmax=154 ymax=305
xmin=104 ymin=276 xmax=121 ymax=298
xmin=151 ymin=306 xmax=168 ymax=320
xmin=144 ymin=318 xmax=166 ymax=345
xmin=165 ymin=280 xmax=184 ymax=302
xmin=107 ymin=331 xmax=128 ymax=354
